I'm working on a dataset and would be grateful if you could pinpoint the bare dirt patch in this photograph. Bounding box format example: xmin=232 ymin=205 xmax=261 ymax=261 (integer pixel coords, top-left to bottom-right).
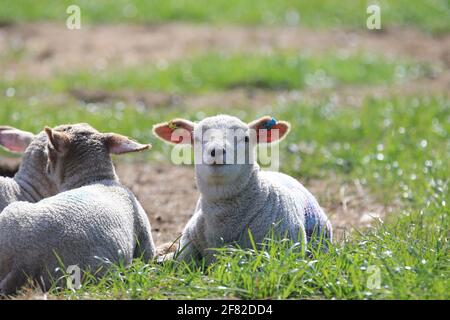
xmin=115 ymin=162 xmax=198 ymax=246
xmin=0 ymin=157 xmax=20 ymax=177
xmin=2 ymin=22 xmax=448 ymax=109
xmin=308 ymin=175 xmax=400 ymax=240
xmin=1 ymin=22 xmax=449 ymax=78
xmin=69 ymin=87 xmax=297 ymax=110
xmin=115 ymin=162 xmax=397 ymax=246
xmin=68 ymin=72 xmax=450 ymax=111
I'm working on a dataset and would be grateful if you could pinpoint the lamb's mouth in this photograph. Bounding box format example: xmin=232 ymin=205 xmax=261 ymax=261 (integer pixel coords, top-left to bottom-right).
xmin=207 ymin=163 xmax=229 ymax=175
xmin=210 ymin=162 xmax=226 ymax=166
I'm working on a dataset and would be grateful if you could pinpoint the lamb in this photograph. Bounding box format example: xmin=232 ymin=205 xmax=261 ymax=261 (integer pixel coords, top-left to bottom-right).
xmin=0 ymin=123 xmax=155 ymax=295
xmin=153 ymin=115 xmax=332 ymax=264
xmin=0 ymin=126 xmax=56 ymax=211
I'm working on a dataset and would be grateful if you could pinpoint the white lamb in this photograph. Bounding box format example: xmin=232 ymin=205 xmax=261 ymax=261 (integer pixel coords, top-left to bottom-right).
xmin=0 ymin=126 xmax=56 ymax=211
xmin=0 ymin=123 xmax=155 ymax=294
xmin=153 ymin=115 xmax=332 ymax=264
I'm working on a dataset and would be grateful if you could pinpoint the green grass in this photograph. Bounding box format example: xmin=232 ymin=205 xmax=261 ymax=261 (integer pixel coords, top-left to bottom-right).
xmin=1 ymin=0 xmax=449 ymax=33
xmin=1 ymin=93 xmax=448 ymax=186
xmin=1 ymin=94 xmax=449 ymax=299
xmin=3 ymin=52 xmax=431 ymax=95
xmin=55 ymin=211 xmax=449 ymax=299
xmin=62 ymin=53 xmax=431 ymax=93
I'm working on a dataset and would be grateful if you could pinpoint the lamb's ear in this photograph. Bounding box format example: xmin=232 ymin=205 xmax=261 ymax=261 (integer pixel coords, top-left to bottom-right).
xmin=105 ymin=133 xmax=151 ymax=155
xmin=0 ymin=126 xmax=35 ymax=153
xmin=152 ymin=119 xmax=195 ymax=145
xmin=44 ymin=127 xmax=70 ymax=153
xmin=248 ymin=116 xmax=290 ymax=144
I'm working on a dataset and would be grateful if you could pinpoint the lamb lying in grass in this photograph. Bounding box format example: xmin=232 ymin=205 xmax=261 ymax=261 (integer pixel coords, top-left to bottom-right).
xmin=0 ymin=123 xmax=155 ymax=295
xmin=154 ymin=115 xmax=332 ymax=264
xmin=0 ymin=126 xmax=56 ymax=211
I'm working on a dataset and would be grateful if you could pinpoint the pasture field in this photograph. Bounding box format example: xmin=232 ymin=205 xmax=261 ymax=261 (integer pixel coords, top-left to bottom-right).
xmin=1 ymin=0 xmax=449 ymax=33
xmin=0 ymin=0 xmax=449 ymax=299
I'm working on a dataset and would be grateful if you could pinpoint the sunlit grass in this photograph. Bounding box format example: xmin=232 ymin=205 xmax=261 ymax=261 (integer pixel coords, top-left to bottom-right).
xmin=54 ymin=203 xmax=449 ymax=300
xmin=1 ymin=93 xmax=448 ymax=191
xmin=1 ymin=0 xmax=449 ymax=33
xmin=2 ymin=52 xmax=431 ymax=95
xmin=1 ymin=71 xmax=448 ymax=300
xmin=60 ymin=53 xmax=430 ymax=93
xmin=2 ymin=89 xmax=448 ymax=202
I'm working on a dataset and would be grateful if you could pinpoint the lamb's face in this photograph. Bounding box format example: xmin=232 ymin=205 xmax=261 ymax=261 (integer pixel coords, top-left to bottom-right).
xmin=153 ymin=114 xmax=291 ymax=198
xmin=193 ymin=115 xmax=254 ymax=185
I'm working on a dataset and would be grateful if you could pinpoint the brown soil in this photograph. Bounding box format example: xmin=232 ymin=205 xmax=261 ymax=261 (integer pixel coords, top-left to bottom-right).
xmin=1 ymin=22 xmax=447 ymax=110
xmin=0 ymin=157 xmax=20 ymax=177
xmin=115 ymin=162 xmax=198 ymax=246
xmin=1 ymin=23 xmax=449 ymax=78
xmin=68 ymin=72 xmax=450 ymax=111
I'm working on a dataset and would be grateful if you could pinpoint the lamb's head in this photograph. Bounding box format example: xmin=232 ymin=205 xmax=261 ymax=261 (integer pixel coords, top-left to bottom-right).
xmin=0 ymin=126 xmax=57 ymax=197
xmin=153 ymin=115 xmax=290 ymax=199
xmin=44 ymin=123 xmax=151 ymax=190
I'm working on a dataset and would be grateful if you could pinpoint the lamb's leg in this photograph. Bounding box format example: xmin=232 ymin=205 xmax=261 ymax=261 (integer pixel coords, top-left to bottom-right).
xmin=134 ymin=220 xmax=156 ymax=263
xmin=304 ymin=204 xmax=333 ymax=246
xmin=0 ymin=269 xmax=28 ymax=296
xmin=325 ymin=219 xmax=333 ymax=243
xmin=134 ymin=232 xmax=156 ymax=263
xmin=133 ymin=203 xmax=156 ymax=262
xmin=176 ymin=238 xmax=202 ymax=264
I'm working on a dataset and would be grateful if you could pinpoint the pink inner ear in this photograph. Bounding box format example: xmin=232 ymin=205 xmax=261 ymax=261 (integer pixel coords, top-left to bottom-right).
xmin=154 ymin=126 xmax=176 ymax=143
xmin=107 ymin=134 xmax=149 ymax=154
xmin=256 ymin=123 xmax=289 ymax=143
xmin=154 ymin=125 xmax=192 ymax=144
xmin=0 ymin=130 xmax=33 ymax=153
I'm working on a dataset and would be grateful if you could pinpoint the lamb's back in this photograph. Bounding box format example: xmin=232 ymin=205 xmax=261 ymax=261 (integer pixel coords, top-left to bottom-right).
xmin=260 ymin=171 xmax=332 ymax=242
xmin=0 ymin=182 xmax=138 ymax=271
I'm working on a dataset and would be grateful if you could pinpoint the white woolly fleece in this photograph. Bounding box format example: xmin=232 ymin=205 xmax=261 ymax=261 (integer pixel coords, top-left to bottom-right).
xmin=0 ymin=180 xmax=154 ymax=294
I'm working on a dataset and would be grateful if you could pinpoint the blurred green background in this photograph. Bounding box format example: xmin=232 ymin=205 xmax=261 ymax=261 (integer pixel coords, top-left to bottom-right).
xmin=1 ymin=0 xmax=449 ymax=33
xmin=0 ymin=0 xmax=448 ymax=299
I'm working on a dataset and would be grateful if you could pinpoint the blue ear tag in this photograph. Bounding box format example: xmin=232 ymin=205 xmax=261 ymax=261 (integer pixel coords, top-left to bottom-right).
xmin=263 ymin=117 xmax=277 ymax=130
